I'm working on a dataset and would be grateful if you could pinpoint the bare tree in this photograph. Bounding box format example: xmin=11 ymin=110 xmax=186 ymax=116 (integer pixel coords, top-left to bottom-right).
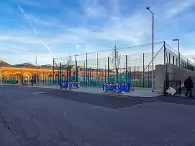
xmin=110 ymin=45 xmax=121 ymax=82
xmin=66 ymin=56 xmax=72 ymax=66
xmin=66 ymin=56 xmax=72 ymax=81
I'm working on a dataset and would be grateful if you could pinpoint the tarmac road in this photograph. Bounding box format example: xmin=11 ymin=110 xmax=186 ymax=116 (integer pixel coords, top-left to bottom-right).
xmin=1 ymin=85 xmax=195 ymax=146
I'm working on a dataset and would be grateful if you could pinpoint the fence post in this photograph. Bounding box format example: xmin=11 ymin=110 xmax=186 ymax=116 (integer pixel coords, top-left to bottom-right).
xmin=61 ymin=64 xmax=63 ymax=82
xmin=90 ymin=67 xmax=92 ymax=86
xmin=179 ymin=53 xmax=181 ymax=67
xmin=108 ymin=57 xmax=110 ymax=83
xmin=143 ymin=53 xmax=145 ymax=88
xmin=105 ymin=65 xmax=106 ymax=83
xmin=67 ymin=65 xmax=69 ymax=82
xmin=86 ymin=53 xmax=88 ymax=86
xmin=49 ymin=72 xmax=51 ymax=84
xmin=59 ymin=63 xmax=60 ymax=84
xmin=126 ymin=55 xmax=128 ymax=83
xmin=84 ymin=62 xmax=85 ymax=86
xmin=69 ymin=63 xmax=72 ymax=82
xmin=59 ymin=62 xmax=61 ymax=84
xmin=57 ymin=65 xmax=60 ymax=85
xmin=148 ymin=66 xmax=149 ymax=88
xmin=88 ymin=66 xmax=90 ymax=86
xmin=163 ymin=41 xmax=166 ymax=65
xmin=97 ymin=52 xmax=98 ymax=76
xmin=76 ymin=61 xmax=78 ymax=82
xmin=96 ymin=52 xmax=99 ymax=86
xmin=130 ymin=67 xmax=131 ymax=87
xmin=102 ymin=69 xmax=103 ymax=85
xmin=164 ymin=41 xmax=169 ymax=91
xmin=187 ymin=59 xmax=188 ymax=69
xmin=52 ymin=58 xmax=54 ymax=85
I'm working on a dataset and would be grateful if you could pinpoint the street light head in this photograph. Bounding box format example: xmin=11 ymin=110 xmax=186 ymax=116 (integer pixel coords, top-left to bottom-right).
xmin=173 ymin=39 xmax=179 ymax=41
xmin=146 ymin=6 xmax=153 ymax=14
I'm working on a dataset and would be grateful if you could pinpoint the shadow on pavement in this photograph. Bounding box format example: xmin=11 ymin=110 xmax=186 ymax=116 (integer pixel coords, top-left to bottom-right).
xmin=43 ymin=90 xmax=157 ymax=109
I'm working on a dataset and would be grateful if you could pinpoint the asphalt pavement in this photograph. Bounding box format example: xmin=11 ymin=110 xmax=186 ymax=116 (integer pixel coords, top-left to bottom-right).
xmin=1 ymin=85 xmax=195 ymax=146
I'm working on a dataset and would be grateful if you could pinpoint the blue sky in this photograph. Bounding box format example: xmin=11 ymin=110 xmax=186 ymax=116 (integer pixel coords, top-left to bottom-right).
xmin=0 ymin=0 xmax=195 ymax=65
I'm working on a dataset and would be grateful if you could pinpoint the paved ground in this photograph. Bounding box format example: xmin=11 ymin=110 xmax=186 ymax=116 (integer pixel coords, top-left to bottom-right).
xmin=1 ymin=85 xmax=195 ymax=146
xmin=30 ymin=85 xmax=161 ymax=97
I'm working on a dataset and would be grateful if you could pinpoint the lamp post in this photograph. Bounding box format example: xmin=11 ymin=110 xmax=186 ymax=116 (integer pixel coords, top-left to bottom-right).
xmin=146 ymin=6 xmax=154 ymax=92
xmin=172 ymin=39 xmax=180 ymax=66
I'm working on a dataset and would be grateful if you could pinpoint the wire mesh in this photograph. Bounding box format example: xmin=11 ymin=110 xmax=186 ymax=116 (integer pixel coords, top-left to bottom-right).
xmin=52 ymin=42 xmax=194 ymax=89
xmin=165 ymin=43 xmax=194 ymax=71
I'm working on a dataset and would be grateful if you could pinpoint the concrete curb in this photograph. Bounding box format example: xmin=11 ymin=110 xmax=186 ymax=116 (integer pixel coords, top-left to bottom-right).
xmin=0 ymin=84 xmax=22 ymax=87
xmin=10 ymin=85 xmax=160 ymax=98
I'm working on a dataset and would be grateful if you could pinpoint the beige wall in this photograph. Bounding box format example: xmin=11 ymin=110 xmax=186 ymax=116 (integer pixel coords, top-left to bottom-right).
xmin=155 ymin=63 xmax=195 ymax=93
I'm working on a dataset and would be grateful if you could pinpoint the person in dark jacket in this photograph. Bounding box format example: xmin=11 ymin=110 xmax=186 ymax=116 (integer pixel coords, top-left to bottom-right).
xmin=184 ymin=76 xmax=193 ymax=98
xmin=31 ymin=79 xmax=33 ymax=86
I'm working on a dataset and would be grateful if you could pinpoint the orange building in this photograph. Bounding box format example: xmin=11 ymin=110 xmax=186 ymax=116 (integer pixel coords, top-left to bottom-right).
xmin=0 ymin=60 xmax=111 ymax=85
xmin=0 ymin=61 xmax=61 ymax=84
xmin=1 ymin=60 xmax=136 ymax=85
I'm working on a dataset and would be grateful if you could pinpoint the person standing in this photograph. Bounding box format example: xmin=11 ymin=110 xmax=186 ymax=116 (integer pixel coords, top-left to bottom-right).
xmin=184 ymin=76 xmax=193 ymax=98
xmin=31 ymin=78 xmax=33 ymax=86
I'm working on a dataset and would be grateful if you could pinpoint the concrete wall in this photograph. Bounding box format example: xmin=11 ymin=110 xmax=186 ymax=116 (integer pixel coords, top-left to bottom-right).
xmin=0 ymin=67 xmax=2 ymax=83
xmin=155 ymin=63 xmax=195 ymax=93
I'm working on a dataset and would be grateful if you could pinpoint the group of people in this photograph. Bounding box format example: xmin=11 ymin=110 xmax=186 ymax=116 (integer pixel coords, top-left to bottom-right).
xmin=184 ymin=76 xmax=193 ymax=98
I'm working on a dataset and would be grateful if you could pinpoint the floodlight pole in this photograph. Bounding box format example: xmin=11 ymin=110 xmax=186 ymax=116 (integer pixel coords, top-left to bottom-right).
xmin=146 ymin=6 xmax=154 ymax=92
xmin=173 ymin=39 xmax=180 ymax=66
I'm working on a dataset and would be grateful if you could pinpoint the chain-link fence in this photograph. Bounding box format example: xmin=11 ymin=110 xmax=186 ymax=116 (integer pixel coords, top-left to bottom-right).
xmin=165 ymin=43 xmax=194 ymax=71
xmin=2 ymin=40 xmax=193 ymax=87
xmin=53 ymin=42 xmax=167 ymax=88
xmin=1 ymin=41 xmax=193 ymax=87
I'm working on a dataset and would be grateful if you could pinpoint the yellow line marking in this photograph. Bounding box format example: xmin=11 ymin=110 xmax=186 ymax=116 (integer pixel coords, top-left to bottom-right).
xmin=104 ymin=93 xmax=111 ymax=96
xmin=119 ymin=95 xmax=129 ymax=98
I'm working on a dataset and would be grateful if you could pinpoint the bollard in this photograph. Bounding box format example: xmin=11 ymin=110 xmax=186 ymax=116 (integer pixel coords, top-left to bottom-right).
xmin=103 ymin=83 xmax=116 ymax=92
xmin=116 ymin=83 xmax=131 ymax=93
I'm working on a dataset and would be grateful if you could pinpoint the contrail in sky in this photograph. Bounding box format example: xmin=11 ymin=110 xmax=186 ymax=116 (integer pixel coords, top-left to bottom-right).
xmin=17 ymin=4 xmax=55 ymax=57
xmin=0 ymin=48 xmax=21 ymax=53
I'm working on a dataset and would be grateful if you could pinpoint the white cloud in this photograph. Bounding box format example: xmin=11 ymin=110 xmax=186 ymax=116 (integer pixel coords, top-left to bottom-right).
xmin=63 ymin=13 xmax=150 ymax=45
xmin=0 ymin=51 xmax=69 ymax=65
xmin=28 ymin=15 xmax=61 ymax=27
xmin=85 ymin=6 xmax=106 ymax=18
xmin=165 ymin=0 xmax=195 ymax=18
xmin=0 ymin=35 xmax=39 ymax=44
xmin=17 ymin=4 xmax=55 ymax=57
xmin=180 ymin=49 xmax=195 ymax=58
xmin=108 ymin=0 xmax=120 ymax=15
xmin=2 ymin=0 xmax=194 ymax=65
xmin=15 ymin=0 xmax=41 ymax=7
xmin=0 ymin=12 xmax=150 ymax=46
